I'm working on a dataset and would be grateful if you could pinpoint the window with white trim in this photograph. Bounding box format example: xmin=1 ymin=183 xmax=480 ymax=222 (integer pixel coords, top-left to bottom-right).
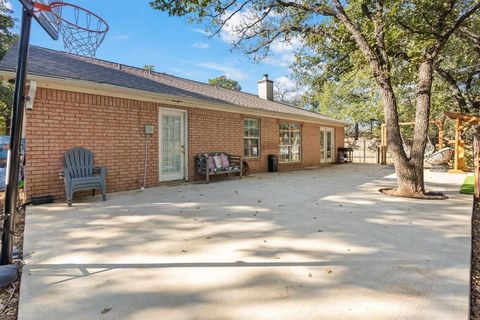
xmin=279 ymin=122 xmax=301 ymax=162
xmin=244 ymin=118 xmax=260 ymax=158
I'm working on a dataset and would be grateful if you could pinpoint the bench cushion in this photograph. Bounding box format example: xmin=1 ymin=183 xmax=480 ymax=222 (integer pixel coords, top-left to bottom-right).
xmin=213 ymin=155 xmax=222 ymax=169
xmin=220 ymin=154 xmax=229 ymax=168
xmin=207 ymin=156 xmax=215 ymax=170
xmin=196 ymin=153 xmax=241 ymax=174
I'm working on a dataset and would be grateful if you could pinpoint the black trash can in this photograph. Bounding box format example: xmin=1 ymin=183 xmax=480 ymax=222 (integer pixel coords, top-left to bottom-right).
xmin=268 ymin=154 xmax=278 ymax=172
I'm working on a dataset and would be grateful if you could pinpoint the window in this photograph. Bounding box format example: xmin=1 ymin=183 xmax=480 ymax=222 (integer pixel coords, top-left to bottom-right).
xmin=279 ymin=123 xmax=301 ymax=162
xmin=244 ymin=118 xmax=260 ymax=158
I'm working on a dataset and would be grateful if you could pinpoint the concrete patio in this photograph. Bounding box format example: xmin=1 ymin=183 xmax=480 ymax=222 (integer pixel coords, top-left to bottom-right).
xmin=19 ymin=164 xmax=471 ymax=319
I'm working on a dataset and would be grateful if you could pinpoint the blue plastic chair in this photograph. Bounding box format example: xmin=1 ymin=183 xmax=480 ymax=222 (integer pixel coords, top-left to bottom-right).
xmin=63 ymin=147 xmax=107 ymax=206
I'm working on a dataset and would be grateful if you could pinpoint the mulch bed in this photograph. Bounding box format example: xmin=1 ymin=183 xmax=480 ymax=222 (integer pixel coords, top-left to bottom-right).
xmin=0 ymin=192 xmax=25 ymax=320
xmin=472 ymin=198 xmax=480 ymax=319
xmin=379 ymin=187 xmax=448 ymax=200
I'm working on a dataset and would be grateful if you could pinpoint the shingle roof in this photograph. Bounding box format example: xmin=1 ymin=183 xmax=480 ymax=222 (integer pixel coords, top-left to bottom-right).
xmin=0 ymin=43 xmax=344 ymax=125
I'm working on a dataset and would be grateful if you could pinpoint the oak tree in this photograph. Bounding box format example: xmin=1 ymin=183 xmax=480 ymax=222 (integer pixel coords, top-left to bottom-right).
xmin=208 ymin=75 xmax=242 ymax=91
xmin=151 ymin=0 xmax=480 ymax=196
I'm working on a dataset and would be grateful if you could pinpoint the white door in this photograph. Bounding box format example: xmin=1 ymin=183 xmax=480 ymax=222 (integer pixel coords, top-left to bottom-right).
xmin=159 ymin=109 xmax=186 ymax=181
xmin=320 ymin=127 xmax=335 ymax=163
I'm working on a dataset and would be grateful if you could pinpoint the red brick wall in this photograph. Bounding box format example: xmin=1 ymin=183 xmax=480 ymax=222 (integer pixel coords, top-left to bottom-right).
xmin=25 ymin=88 xmax=162 ymax=200
xmin=243 ymin=119 xmax=344 ymax=173
xmin=335 ymin=126 xmax=345 ymax=150
xmin=187 ymin=108 xmax=243 ymax=179
xmin=25 ymin=88 xmax=344 ymax=200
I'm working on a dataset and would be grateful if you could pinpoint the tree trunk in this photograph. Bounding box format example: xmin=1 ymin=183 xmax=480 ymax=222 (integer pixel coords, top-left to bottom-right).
xmin=382 ymin=61 xmax=433 ymax=196
xmin=380 ymin=87 xmax=420 ymax=196
xmin=410 ymin=60 xmax=434 ymax=194
xmin=378 ymin=64 xmax=433 ymax=197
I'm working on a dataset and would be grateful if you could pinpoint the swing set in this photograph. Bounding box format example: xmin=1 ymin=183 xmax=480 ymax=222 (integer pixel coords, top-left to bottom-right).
xmin=379 ymin=112 xmax=480 ymax=173
xmin=445 ymin=112 xmax=480 ymax=173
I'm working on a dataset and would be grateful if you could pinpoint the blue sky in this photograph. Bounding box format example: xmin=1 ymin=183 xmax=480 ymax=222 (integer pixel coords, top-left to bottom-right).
xmin=7 ymin=0 xmax=299 ymax=94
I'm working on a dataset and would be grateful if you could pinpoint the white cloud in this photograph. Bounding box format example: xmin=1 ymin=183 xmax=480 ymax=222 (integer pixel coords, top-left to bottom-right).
xmin=270 ymin=37 xmax=301 ymax=53
xmin=219 ymin=10 xmax=259 ymax=44
xmin=197 ymin=62 xmax=247 ymax=81
xmin=275 ymin=76 xmax=296 ymax=90
xmin=217 ymin=13 xmax=301 ymax=68
xmin=191 ymin=28 xmax=211 ymax=36
xmin=264 ymin=54 xmax=296 ymax=67
xmin=274 ymin=76 xmax=306 ymax=101
xmin=264 ymin=37 xmax=302 ymax=67
xmin=111 ymin=34 xmax=129 ymax=41
xmin=192 ymin=42 xmax=209 ymax=49
xmin=5 ymin=1 xmax=12 ymax=10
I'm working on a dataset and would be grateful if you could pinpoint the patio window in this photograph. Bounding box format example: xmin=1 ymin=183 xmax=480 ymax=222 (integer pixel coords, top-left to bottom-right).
xmin=244 ymin=118 xmax=260 ymax=158
xmin=279 ymin=122 xmax=301 ymax=163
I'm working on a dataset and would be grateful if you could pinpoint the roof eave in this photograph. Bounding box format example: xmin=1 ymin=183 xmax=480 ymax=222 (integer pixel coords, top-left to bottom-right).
xmin=0 ymin=70 xmax=347 ymax=127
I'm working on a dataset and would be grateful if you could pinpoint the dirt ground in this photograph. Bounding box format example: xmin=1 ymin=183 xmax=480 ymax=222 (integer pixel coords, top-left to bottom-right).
xmin=472 ymin=198 xmax=480 ymax=319
xmin=0 ymin=192 xmax=24 ymax=320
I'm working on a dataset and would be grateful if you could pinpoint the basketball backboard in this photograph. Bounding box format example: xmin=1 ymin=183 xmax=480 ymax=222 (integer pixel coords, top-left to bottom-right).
xmin=19 ymin=0 xmax=63 ymax=40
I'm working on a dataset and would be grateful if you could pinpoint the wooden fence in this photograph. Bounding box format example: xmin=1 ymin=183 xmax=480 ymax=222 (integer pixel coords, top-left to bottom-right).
xmin=344 ymin=138 xmax=391 ymax=164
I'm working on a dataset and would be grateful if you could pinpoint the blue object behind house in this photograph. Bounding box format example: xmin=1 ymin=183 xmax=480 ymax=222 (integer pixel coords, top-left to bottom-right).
xmin=0 ymin=136 xmax=26 ymax=191
xmin=0 ymin=136 xmax=25 ymax=160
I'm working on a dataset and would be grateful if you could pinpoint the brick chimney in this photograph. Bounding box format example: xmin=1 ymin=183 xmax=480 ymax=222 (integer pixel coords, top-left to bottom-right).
xmin=258 ymin=74 xmax=273 ymax=101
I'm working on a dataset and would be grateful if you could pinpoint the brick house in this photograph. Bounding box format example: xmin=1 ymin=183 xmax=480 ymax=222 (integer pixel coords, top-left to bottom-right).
xmin=0 ymin=44 xmax=345 ymax=201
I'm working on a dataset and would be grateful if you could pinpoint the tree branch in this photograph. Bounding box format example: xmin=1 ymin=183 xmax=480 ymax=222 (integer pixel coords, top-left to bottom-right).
xmin=208 ymin=0 xmax=254 ymax=38
xmin=435 ymin=0 xmax=457 ymax=39
xmin=459 ymin=26 xmax=480 ymax=54
xmin=274 ymin=0 xmax=335 ymax=16
xmin=434 ymin=64 xmax=469 ymax=111
xmin=372 ymin=0 xmax=389 ymax=70
xmin=330 ymin=0 xmax=390 ymax=88
xmin=433 ymin=1 xmax=480 ymax=56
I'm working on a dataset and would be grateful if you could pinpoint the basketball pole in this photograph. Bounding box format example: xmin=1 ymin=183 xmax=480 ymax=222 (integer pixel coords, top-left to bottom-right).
xmin=1 ymin=7 xmax=32 ymax=265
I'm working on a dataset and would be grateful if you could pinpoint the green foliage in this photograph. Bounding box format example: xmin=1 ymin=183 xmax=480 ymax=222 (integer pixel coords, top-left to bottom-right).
xmin=0 ymin=1 xmax=16 ymax=60
xmin=308 ymin=69 xmax=383 ymax=124
xmin=434 ymin=16 xmax=480 ymax=114
xmin=152 ymin=0 xmax=479 ymax=129
xmin=0 ymin=2 xmax=16 ymax=135
xmin=208 ymin=75 xmax=242 ymax=91
xmin=291 ymin=1 xmax=480 ymax=127
xmin=143 ymin=64 xmax=155 ymax=72
xmin=0 ymin=81 xmax=13 ymax=135
xmin=150 ymin=0 xmax=216 ymax=19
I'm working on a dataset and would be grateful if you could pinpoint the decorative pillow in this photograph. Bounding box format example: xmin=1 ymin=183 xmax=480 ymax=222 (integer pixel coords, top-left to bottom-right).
xmin=213 ymin=155 xmax=222 ymax=169
xmin=207 ymin=156 xmax=216 ymax=170
xmin=196 ymin=155 xmax=206 ymax=168
xmin=219 ymin=154 xmax=229 ymax=168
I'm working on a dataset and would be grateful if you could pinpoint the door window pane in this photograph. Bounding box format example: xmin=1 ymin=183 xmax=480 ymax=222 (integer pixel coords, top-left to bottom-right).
xmin=326 ymin=131 xmax=332 ymax=158
xmin=161 ymin=115 xmax=182 ymax=175
xmin=320 ymin=128 xmax=334 ymax=163
xmin=320 ymin=130 xmax=325 ymax=161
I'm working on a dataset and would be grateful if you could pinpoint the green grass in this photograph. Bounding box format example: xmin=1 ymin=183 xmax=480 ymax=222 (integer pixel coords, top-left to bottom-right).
xmin=460 ymin=176 xmax=475 ymax=195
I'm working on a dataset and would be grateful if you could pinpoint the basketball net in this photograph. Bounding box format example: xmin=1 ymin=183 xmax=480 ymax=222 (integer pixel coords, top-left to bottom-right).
xmin=34 ymin=2 xmax=109 ymax=57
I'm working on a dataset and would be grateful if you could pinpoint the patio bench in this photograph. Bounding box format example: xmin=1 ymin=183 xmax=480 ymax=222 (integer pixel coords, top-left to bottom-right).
xmin=195 ymin=153 xmax=243 ymax=184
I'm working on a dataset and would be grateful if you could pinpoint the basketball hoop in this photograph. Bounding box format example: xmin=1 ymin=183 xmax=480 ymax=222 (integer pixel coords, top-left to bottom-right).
xmin=0 ymin=1 xmax=109 ymax=269
xmin=33 ymin=2 xmax=109 ymax=57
